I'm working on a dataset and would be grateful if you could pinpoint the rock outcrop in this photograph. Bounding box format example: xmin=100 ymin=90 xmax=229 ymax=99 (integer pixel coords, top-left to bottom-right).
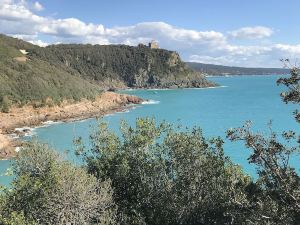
xmin=0 ymin=92 xmax=143 ymax=159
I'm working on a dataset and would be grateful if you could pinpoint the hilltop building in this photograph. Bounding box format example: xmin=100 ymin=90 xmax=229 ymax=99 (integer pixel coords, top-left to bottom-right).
xmin=148 ymin=40 xmax=159 ymax=49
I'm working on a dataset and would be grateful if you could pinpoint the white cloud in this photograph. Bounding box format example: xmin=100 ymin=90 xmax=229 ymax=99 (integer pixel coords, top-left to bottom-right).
xmin=229 ymin=26 xmax=273 ymax=39
xmin=0 ymin=0 xmax=42 ymax=22
xmin=28 ymin=39 xmax=48 ymax=47
xmin=11 ymin=34 xmax=48 ymax=46
xmin=1 ymin=1 xmax=300 ymax=67
xmin=41 ymin=18 xmax=106 ymax=37
xmin=0 ymin=0 xmax=13 ymax=4
xmin=274 ymin=44 xmax=300 ymax=55
xmin=189 ymin=55 xmax=239 ymax=65
xmin=33 ymin=1 xmax=44 ymax=11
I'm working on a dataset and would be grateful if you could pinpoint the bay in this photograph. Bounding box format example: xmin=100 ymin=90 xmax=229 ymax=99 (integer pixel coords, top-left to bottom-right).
xmin=1 ymin=75 xmax=299 ymax=186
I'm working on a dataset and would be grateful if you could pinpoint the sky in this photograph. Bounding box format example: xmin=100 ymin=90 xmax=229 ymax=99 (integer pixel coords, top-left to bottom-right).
xmin=1 ymin=0 xmax=300 ymax=67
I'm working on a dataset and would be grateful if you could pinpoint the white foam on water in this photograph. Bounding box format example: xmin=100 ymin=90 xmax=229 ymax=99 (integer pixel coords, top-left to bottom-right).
xmin=42 ymin=120 xmax=61 ymax=125
xmin=122 ymin=88 xmax=135 ymax=91
xmin=142 ymin=100 xmax=160 ymax=105
xmin=116 ymin=109 xmax=130 ymax=114
xmin=130 ymin=106 xmax=139 ymax=110
xmin=14 ymin=127 xmax=36 ymax=137
xmin=202 ymin=85 xmax=228 ymax=89
xmin=29 ymin=120 xmax=64 ymax=129
xmin=24 ymin=129 xmax=36 ymax=137
xmin=14 ymin=127 xmax=31 ymax=132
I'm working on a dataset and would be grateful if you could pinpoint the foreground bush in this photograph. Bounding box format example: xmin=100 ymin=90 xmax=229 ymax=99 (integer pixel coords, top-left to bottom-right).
xmin=227 ymin=62 xmax=300 ymax=224
xmin=0 ymin=142 xmax=116 ymax=225
xmin=76 ymin=118 xmax=254 ymax=225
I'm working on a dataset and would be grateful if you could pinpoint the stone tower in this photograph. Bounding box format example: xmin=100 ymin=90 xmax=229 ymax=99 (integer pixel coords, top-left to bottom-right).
xmin=148 ymin=40 xmax=159 ymax=49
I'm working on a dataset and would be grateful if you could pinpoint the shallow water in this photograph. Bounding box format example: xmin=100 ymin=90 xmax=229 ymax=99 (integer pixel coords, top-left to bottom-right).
xmin=1 ymin=75 xmax=299 ymax=186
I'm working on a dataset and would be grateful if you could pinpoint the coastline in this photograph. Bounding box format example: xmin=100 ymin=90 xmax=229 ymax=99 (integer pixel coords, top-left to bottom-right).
xmin=121 ymin=85 xmax=227 ymax=92
xmin=0 ymin=92 xmax=143 ymax=159
xmin=205 ymin=74 xmax=288 ymax=77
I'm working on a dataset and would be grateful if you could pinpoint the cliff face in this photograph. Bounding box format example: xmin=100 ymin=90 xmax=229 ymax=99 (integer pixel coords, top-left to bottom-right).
xmin=30 ymin=44 xmax=216 ymax=89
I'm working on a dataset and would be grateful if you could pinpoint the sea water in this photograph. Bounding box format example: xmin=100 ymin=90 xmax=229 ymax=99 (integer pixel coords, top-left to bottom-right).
xmin=1 ymin=75 xmax=299 ymax=186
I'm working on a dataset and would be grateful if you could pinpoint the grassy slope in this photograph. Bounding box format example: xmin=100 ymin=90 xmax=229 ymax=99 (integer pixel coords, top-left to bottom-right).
xmin=0 ymin=35 xmax=102 ymax=109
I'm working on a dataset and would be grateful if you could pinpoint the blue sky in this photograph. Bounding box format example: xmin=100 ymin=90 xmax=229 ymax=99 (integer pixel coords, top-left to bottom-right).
xmin=38 ymin=0 xmax=297 ymax=39
xmin=1 ymin=0 xmax=300 ymax=67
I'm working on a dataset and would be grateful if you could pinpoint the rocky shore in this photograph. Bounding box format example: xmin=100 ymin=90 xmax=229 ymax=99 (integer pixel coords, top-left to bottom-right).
xmin=0 ymin=92 xmax=143 ymax=159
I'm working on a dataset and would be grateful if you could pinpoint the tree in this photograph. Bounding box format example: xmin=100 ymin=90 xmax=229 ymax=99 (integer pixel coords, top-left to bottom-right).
xmin=277 ymin=59 xmax=300 ymax=123
xmin=0 ymin=95 xmax=11 ymax=113
xmin=76 ymin=118 xmax=254 ymax=225
xmin=0 ymin=142 xmax=116 ymax=225
xmin=227 ymin=62 xmax=300 ymax=224
xmin=0 ymin=211 xmax=37 ymax=225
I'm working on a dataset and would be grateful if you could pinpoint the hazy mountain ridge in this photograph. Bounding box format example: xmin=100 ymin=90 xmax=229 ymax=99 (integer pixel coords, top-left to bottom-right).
xmin=186 ymin=62 xmax=289 ymax=75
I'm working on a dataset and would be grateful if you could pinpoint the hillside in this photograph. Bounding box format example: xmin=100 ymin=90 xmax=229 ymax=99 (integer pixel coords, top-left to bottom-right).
xmin=30 ymin=43 xmax=214 ymax=88
xmin=0 ymin=34 xmax=215 ymax=112
xmin=0 ymin=34 xmax=102 ymax=112
xmin=186 ymin=62 xmax=289 ymax=76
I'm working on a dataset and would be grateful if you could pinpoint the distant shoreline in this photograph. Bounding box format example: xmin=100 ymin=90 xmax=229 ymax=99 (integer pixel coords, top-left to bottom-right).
xmin=205 ymin=74 xmax=289 ymax=77
xmin=0 ymin=92 xmax=143 ymax=159
xmin=186 ymin=62 xmax=289 ymax=76
xmin=120 ymin=85 xmax=226 ymax=92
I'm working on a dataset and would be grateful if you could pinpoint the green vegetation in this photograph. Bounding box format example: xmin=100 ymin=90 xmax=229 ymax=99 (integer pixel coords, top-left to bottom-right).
xmin=277 ymin=60 xmax=300 ymax=123
xmin=0 ymin=58 xmax=102 ymax=108
xmin=186 ymin=62 xmax=289 ymax=76
xmin=0 ymin=35 xmax=102 ymax=110
xmin=0 ymin=96 xmax=11 ymax=113
xmin=0 ymin=36 xmax=299 ymax=224
xmin=0 ymin=34 xmax=215 ymax=111
xmin=76 ymin=119 xmax=253 ymax=225
xmin=0 ymin=142 xmax=116 ymax=225
xmin=30 ymin=43 xmax=214 ymax=88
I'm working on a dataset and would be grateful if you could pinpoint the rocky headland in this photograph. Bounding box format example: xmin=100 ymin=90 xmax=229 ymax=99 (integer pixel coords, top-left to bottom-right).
xmin=0 ymin=92 xmax=143 ymax=159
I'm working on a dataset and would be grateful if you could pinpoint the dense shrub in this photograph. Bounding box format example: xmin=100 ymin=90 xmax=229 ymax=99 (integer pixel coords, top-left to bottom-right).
xmin=0 ymin=96 xmax=11 ymax=113
xmin=76 ymin=118 xmax=254 ymax=225
xmin=0 ymin=142 xmax=116 ymax=225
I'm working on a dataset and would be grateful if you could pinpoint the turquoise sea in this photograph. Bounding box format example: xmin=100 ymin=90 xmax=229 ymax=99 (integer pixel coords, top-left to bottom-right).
xmin=1 ymin=75 xmax=299 ymax=186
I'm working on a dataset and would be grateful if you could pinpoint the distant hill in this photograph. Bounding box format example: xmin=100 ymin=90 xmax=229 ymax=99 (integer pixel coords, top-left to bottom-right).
xmin=186 ymin=62 xmax=289 ymax=76
xmin=0 ymin=34 xmax=215 ymax=112
xmin=30 ymin=44 xmax=214 ymax=88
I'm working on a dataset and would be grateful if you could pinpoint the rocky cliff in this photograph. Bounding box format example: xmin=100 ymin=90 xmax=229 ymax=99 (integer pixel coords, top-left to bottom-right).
xmin=30 ymin=43 xmax=216 ymax=89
